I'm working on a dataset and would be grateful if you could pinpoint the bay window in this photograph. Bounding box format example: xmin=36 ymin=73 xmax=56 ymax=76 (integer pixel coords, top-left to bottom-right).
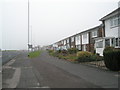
xmin=96 ymin=41 xmax=103 ymax=48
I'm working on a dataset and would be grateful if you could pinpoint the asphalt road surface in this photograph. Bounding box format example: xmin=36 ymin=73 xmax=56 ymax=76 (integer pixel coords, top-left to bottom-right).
xmin=2 ymin=50 xmax=119 ymax=89
xmin=2 ymin=50 xmax=21 ymax=65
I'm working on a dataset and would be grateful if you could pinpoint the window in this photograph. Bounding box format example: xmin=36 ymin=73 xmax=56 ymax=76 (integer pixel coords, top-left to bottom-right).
xmin=83 ymin=45 xmax=86 ymax=51
xmin=64 ymin=40 xmax=66 ymax=45
xmin=71 ymin=37 xmax=74 ymax=42
xmin=77 ymin=35 xmax=80 ymax=40
xmin=67 ymin=39 xmax=69 ymax=43
xmin=105 ymin=39 xmax=110 ymax=47
xmin=61 ymin=41 xmax=64 ymax=44
xmin=67 ymin=44 xmax=70 ymax=49
xmin=83 ymin=34 xmax=87 ymax=38
xmin=111 ymin=38 xmax=115 ymax=47
xmin=92 ymin=31 xmax=97 ymax=37
xmin=75 ymin=35 xmax=80 ymax=41
xmin=110 ymin=19 xmax=113 ymax=26
xmin=115 ymin=38 xmax=118 ymax=46
xmin=119 ymin=38 xmax=120 ymax=47
xmin=76 ymin=45 xmax=81 ymax=50
xmin=114 ymin=18 xmax=118 ymax=26
xmin=115 ymin=38 xmax=120 ymax=47
xmin=110 ymin=15 xmax=120 ymax=27
xmin=96 ymin=41 xmax=103 ymax=48
xmin=118 ymin=16 xmax=120 ymax=25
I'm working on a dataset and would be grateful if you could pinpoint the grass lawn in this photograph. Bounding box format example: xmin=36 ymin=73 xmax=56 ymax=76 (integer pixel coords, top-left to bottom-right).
xmin=29 ymin=51 xmax=41 ymax=58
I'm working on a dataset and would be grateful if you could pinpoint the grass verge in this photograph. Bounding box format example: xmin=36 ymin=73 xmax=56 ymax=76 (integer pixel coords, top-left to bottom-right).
xmin=28 ymin=51 xmax=41 ymax=58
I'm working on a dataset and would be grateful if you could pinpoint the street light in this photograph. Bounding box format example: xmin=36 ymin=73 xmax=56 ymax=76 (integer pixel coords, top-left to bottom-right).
xmin=28 ymin=0 xmax=30 ymax=56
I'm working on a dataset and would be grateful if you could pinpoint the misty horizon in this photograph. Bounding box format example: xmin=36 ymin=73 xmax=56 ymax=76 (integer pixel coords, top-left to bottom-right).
xmin=0 ymin=0 xmax=119 ymax=50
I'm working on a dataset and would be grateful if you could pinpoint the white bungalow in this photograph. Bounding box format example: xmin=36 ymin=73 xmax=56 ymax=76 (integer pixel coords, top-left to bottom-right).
xmin=95 ymin=7 xmax=120 ymax=56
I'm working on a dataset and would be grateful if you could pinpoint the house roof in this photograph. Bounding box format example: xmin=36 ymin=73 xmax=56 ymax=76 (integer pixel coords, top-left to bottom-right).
xmin=100 ymin=7 xmax=120 ymax=21
xmin=53 ymin=24 xmax=102 ymax=44
xmin=80 ymin=24 xmax=103 ymax=34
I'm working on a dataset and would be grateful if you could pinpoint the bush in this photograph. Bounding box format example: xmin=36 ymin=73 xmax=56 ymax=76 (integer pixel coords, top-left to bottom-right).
xmin=48 ymin=50 xmax=54 ymax=53
xmin=61 ymin=49 xmax=68 ymax=55
xmin=48 ymin=50 xmax=56 ymax=56
xmin=76 ymin=51 xmax=93 ymax=62
xmin=103 ymin=46 xmax=114 ymax=52
xmin=68 ymin=48 xmax=78 ymax=54
xmin=103 ymin=47 xmax=120 ymax=71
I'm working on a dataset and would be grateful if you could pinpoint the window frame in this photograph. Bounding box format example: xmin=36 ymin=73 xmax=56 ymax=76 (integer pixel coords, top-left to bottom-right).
xmin=105 ymin=39 xmax=110 ymax=47
xmin=83 ymin=33 xmax=87 ymax=39
xmin=110 ymin=15 xmax=120 ymax=28
xmin=67 ymin=39 xmax=69 ymax=43
xmin=96 ymin=40 xmax=103 ymax=48
xmin=71 ymin=37 xmax=74 ymax=42
xmin=64 ymin=40 xmax=66 ymax=45
xmin=115 ymin=38 xmax=119 ymax=47
xmin=92 ymin=31 xmax=97 ymax=38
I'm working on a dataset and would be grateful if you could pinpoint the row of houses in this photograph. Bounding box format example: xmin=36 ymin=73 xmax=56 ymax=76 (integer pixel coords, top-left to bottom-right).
xmin=47 ymin=7 xmax=120 ymax=56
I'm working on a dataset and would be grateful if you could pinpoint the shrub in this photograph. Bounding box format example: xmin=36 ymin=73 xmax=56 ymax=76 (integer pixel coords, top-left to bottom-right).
xmin=48 ymin=50 xmax=56 ymax=56
xmin=103 ymin=46 xmax=114 ymax=52
xmin=76 ymin=51 xmax=93 ymax=62
xmin=48 ymin=50 xmax=54 ymax=53
xmin=57 ymin=50 xmax=62 ymax=53
xmin=68 ymin=48 xmax=78 ymax=54
xmin=65 ymin=54 xmax=78 ymax=60
xmin=61 ymin=49 xmax=68 ymax=55
xmin=103 ymin=47 xmax=120 ymax=71
xmin=90 ymin=54 xmax=103 ymax=61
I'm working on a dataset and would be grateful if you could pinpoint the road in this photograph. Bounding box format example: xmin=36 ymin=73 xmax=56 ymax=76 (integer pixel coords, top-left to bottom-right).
xmin=2 ymin=50 xmax=119 ymax=89
xmin=2 ymin=50 xmax=21 ymax=65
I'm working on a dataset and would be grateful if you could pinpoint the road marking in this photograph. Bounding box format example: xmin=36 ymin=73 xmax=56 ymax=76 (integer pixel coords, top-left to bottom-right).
xmin=6 ymin=68 xmax=21 ymax=88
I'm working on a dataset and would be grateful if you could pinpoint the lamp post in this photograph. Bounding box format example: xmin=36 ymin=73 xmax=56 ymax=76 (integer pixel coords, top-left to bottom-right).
xmin=28 ymin=0 xmax=30 ymax=56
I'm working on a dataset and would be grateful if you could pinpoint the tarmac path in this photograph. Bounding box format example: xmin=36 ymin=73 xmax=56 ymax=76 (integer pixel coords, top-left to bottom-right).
xmin=2 ymin=50 xmax=119 ymax=89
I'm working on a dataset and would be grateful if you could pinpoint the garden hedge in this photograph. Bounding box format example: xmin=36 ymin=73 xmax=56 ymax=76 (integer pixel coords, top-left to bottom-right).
xmin=103 ymin=47 xmax=120 ymax=71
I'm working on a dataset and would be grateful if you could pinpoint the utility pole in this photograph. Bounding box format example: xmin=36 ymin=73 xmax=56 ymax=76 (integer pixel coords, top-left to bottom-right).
xmin=28 ymin=0 xmax=30 ymax=56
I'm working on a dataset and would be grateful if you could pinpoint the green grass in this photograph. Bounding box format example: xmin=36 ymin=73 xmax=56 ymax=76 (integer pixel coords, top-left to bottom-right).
xmin=2 ymin=50 xmax=17 ymax=51
xmin=29 ymin=51 xmax=41 ymax=58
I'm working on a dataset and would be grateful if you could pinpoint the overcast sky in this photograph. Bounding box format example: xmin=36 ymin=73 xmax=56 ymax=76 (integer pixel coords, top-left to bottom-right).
xmin=0 ymin=0 xmax=119 ymax=50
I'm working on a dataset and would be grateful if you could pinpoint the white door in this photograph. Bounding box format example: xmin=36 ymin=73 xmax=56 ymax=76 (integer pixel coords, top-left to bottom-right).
xmin=83 ymin=45 xmax=86 ymax=51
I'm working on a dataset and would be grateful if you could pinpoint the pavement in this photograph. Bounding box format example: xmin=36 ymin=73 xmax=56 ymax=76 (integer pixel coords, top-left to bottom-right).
xmin=2 ymin=50 xmax=119 ymax=89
